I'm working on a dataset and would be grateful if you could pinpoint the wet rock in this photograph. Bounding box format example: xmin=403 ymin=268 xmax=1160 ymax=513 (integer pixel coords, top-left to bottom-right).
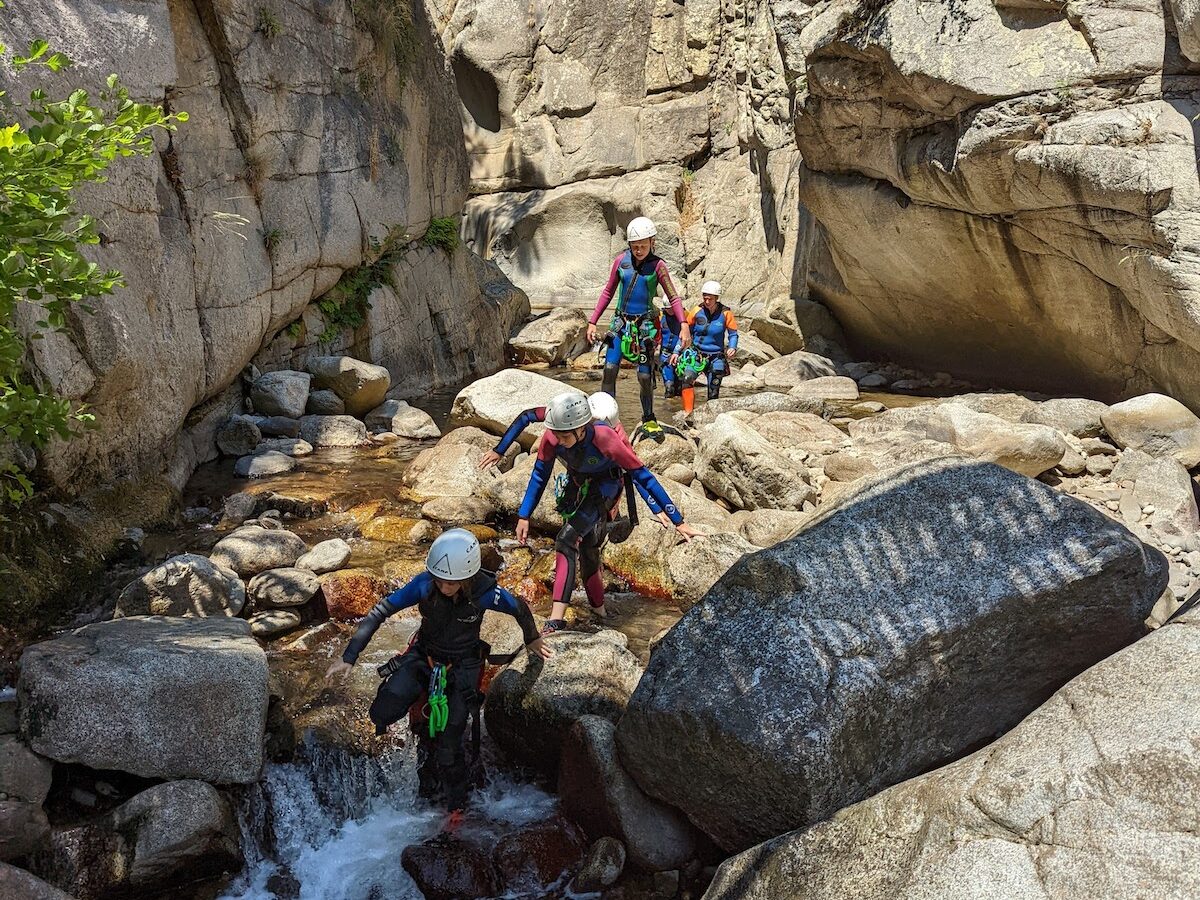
xmin=320 ymin=569 xmax=388 ymax=621
xmin=296 ymin=538 xmax=352 ymax=574
xmin=485 ymin=631 xmax=642 ymax=774
xmin=360 ymin=515 xmax=426 ymax=543
xmin=305 ymin=389 xmax=345 ymax=416
xmin=788 ymin=375 xmax=859 ymax=401
xmin=1021 ymin=397 xmax=1110 ymax=438
xmin=0 ymin=801 xmax=48 ymax=861
xmin=1102 ymin=393 xmax=1200 ymax=468
xmin=403 ymin=438 xmax=501 ymax=500
xmin=665 ymin=531 xmax=757 ymax=608
xmin=421 ymin=496 xmax=496 ymax=525
xmin=0 ymin=863 xmax=71 ymax=899
xmin=258 ymin=416 xmax=301 ymax=438
xmin=572 ymin=837 xmax=626 ymax=892
xmin=235 ymin=450 xmax=297 ymax=478
xmin=210 ymin=525 xmax=306 ymax=577
xmin=299 ymin=415 xmax=369 ymax=448
xmin=248 ymin=567 xmax=320 ymax=608
xmin=216 ymin=415 xmax=262 ymax=457
xmin=18 ymin=617 xmax=268 ymax=784
xmin=114 ymin=553 xmax=246 ymax=618
xmin=250 ymin=371 xmax=311 ymax=419
xmin=696 ymin=414 xmax=816 ymax=510
xmin=401 ymin=834 xmax=499 ymax=900
xmin=704 ymin=605 xmax=1200 ymax=900
xmin=255 ymin=437 xmax=313 ymax=457
xmin=560 ymin=716 xmax=698 ymax=872
xmin=364 ymin=399 xmax=441 ymax=440
xmin=222 ymin=492 xmax=258 ymax=523
xmin=0 ymin=737 xmax=51 ymax=807
xmin=509 ymin=308 xmax=590 ymax=365
xmin=923 ymin=404 xmax=1068 ymax=477
xmin=306 ymin=356 xmax=391 ymax=417
xmin=617 ymin=458 xmax=1168 ymax=851
xmin=449 ymin=369 xmax=585 ymax=444
xmin=728 ymin=509 xmax=809 ymax=547
xmin=248 ymin=609 xmax=303 ymax=638
xmin=755 ymin=351 xmax=837 ymax=391
xmin=492 ymin=818 xmax=587 ymax=893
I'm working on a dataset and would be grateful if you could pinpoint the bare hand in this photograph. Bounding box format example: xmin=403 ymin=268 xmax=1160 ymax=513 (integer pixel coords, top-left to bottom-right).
xmin=326 ymin=660 xmax=352 ymax=680
xmin=656 ymin=511 xmax=674 ymax=529
xmin=679 ymin=325 xmax=692 ymax=350
xmin=725 ymin=347 xmax=736 ymax=361
xmin=587 ymin=323 xmax=598 ymax=344
xmin=478 ymin=449 xmax=503 ymax=471
xmin=516 ymin=518 xmax=530 ymax=545
xmin=527 ymin=638 xmax=554 ymax=660
xmin=675 ymin=523 xmax=703 ymax=542
xmin=668 ymin=353 xmax=679 ymax=367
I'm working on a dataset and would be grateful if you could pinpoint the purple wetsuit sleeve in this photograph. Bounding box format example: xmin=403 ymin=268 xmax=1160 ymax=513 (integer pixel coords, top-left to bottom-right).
xmin=494 ymin=407 xmax=546 ymax=455
xmin=589 ymin=256 xmax=623 ymax=325
xmin=655 ymin=261 xmax=686 ymax=322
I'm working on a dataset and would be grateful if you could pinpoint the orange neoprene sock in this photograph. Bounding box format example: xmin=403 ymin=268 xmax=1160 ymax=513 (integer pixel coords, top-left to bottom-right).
xmin=681 ymin=386 xmax=695 ymax=413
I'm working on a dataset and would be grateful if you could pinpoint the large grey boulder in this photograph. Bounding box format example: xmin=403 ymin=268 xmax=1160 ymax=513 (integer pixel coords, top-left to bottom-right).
xmin=298 ymin=414 xmax=369 ymax=448
xmin=209 ymin=525 xmax=306 ymax=577
xmin=923 ymin=404 xmax=1068 ymax=477
xmin=0 ymin=863 xmax=71 ymax=899
xmin=559 ymin=716 xmax=699 ymax=872
xmin=305 ymin=389 xmax=345 ymax=416
xmin=704 ymin=604 xmax=1200 ymax=900
xmin=421 ymin=496 xmax=496 ymax=525
xmin=295 ymin=538 xmax=352 ymax=574
xmin=1102 ymin=393 xmax=1200 ymax=468
xmin=403 ymin=436 xmax=502 ymax=501
xmin=788 ymin=376 xmax=859 ymax=401
xmin=18 ymin=617 xmax=268 ymax=783
xmin=485 ymin=631 xmax=642 ymax=775
xmin=617 ymin=459 xmax=1167 ymax=852
xmin=306 ymin=356 xmax=391 ymax=417
xmin=0 ymin=736 xmax=52 ymax=805
xmin=250 ymin=370 xmax=311 ymax=419
xmin=114 ymin=554 xmax=246 ymax=618
xmin=247 ymin=567 xmax=320 ymax=608
xmin=681 ymin=392 xmax=825 ymax=430
xmin=664 ymin=531 xmax=758 ymax=608
xmin=255 ymin=437 xmax=313 ymax=457
xmin=509 ymin=308 xmax=590 ymax=365
xmin=0 ymin=801 xmax=48 ymax=861
xmin=728 ymin=509 xmax=810 ymax=547
xmin=364 ymin=399 xmax=441 ymax=439
xmin=449 ymin=369 xmax=584 ymax=443
xmin=695 ymin=414 xmax=816 ymax=510
xmin=1021 ymin=397 xmax=1110 ymax=438
xmin=258 ymin=416 xmax=301 ymax=438
xmin=215 ymin=415 xmax=262 ymax=457
xmin=755 ymin=351 xmax=837 ymax=391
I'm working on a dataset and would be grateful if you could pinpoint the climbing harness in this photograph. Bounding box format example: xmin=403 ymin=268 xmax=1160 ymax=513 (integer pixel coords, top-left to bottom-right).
xmin=677 ymin=347 xmax=709 ymax=375
xmin=553 ymin=472 xmax=591 ymax=520
xmin=606 ymin=313 xmax=659 ymax=365
xmin=426 ymin=663 xmax=449 ymax=738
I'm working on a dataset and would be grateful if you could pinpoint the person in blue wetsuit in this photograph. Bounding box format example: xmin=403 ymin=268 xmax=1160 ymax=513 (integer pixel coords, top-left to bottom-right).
xmin=671 ymin=280 xmax=738 ymax=420
xmin=515 ymin=393 xmax=701 ymax=634
xmin=658 ymin=299 xmax=684 ymax=399
xmin=327 ymin=529 xmax=551 ymax=822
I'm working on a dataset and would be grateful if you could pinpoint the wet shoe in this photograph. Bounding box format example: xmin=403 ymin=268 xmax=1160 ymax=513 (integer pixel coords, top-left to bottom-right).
xmin=540 ymin=618 xmax=567 ymax=636
xmin=442 ymin=809 xmax=465 ymax=834
xmin=636 ymin=420 xmax=666 ymax=444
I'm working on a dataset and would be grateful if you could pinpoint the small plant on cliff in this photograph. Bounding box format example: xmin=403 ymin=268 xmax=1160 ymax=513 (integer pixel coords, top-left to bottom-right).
xmin=0 ymin=32 xmax=186 ymax=505
xmin=255 ymin=7 xmax=282 ymax=39
xmin=422 ymin=216 xmax=460 ymax=254
xmin=263 ymin=226 xmax=287 ymax=254
xmin=349 ymin=0 xmax=419 ymax=88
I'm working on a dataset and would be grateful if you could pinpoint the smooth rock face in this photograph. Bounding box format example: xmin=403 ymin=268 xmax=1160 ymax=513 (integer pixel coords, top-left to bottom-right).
xmin=209 ymin=525 xmax=306 ymax=577
xmin=923 ymin=404 xmax=1068 ymax=477
xmin=305 ymin=389 xmax=345 ymax=416
xmin=250 ymin=371 xmax=311 ymax=419
xmin=509 ymin=308 xmax=590 ymax=365
xmin=705 ymin=605 xmax=1200 ymax=900
xmin=320 ymin=570 xmax=389 ymax=621
xmin=306 ymin=357 xmax=391 ymax=417
xmin=683 ymin=392 xmax=825 ymax=430
xmin=295 ymin=538 xmax=352 ymax=574
xmin=755 ymin=352 xmax=837 ymax=391
xmin=234 ymin=450 xmax=297 ymax=478
xmin=216 ymin=416 xmax=262 ymax=457
xmin=617 ymin=459 xmax=1168 ymax=852
xmin=114 ymin=553 xmax=246 ymax=618
xmin=421 ymin=496 xmax=496 ymax=525
xmin=247 ymin=567 xmax=320 ymax=608
xmin=1102 ymin=393 xmax=1200 ymax=468
xmin=18 ymin=617 xmax=268 ymax=784
xmin=788 ymin=376 xmax=859 ymax=401
xmin=0 ymin=736 xmax=52 ymax=806
xmin=364 ymin=399 xmax=441 ymax=439
xmin=0 ymin=863 xmax=71 ymax=899
xmin=449 ymin=369 xmax=585 ymax=442
xmin=0 ymin=801 xmax=49 ymax=861
xmin=696 ymin=414 xmax=816 ymax=510
xmin=258 ymin=416 xmax=301 ymax=438
xmin=728 ymin=509 xmax=810 ymax=547
xmin=248 ymin=609 xmax=302 ymax=638
xmin=485 ymin=631 xmax=642 ymax=774
xmin=559 ymin=716 xmax=698 ymax=872
xmin=299 ymin=415 xmax=369 ymax=448
xmin=665 ymin=531 xmax=758 ymax=608
xmin=1021 ymin=397 xmax=1110 ymax=438
xmin=403 ymin=438 xmax=501 ymax=500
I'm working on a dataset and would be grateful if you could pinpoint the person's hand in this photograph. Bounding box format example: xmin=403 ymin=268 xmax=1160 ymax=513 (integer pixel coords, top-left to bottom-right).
xmin=516 ymin=518 xmax=530 ymax=545
xmin=675 ymin=523 xmax=703 ymax=542
xmin=668 ymin=353 xmax=679 ymax=367
xmin=679 ymin=326 xmax=692 ymax=350
xmin=326 ymin=660 xmax=352 ymax=680
xmin=527 ymin=638 xmax=554 ymax=660
xmin=656 ymin=511 xmax=674 ymax=529
xmin=725 ymin=347 xmax=736 ymax=361
xmin=587 ymin=323 xmax=599 ymax=344
xmin=478 ymin=449 xmax=503 ymax=471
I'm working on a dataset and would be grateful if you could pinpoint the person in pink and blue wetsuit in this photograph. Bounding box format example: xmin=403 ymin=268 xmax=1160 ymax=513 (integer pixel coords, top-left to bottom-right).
xmin=514 ymin=393 xmax=701 ymax=635
xmin=585 ymin=216 xmax=691 ymax=436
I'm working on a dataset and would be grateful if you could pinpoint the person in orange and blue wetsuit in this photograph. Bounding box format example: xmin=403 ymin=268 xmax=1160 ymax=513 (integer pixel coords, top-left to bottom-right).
xmin=585 ymin=216 xmax=691 ymax=436
xmin=671 ymin=280 xmax=738 ymax=420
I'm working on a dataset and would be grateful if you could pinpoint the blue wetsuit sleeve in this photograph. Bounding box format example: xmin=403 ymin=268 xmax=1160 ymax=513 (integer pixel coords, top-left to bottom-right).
xmin=518 ymin=454 xmax=554 ymax=520
xmin=479 ymin=585 xmax=540 ymax=645
xmin=494 ymin=408 xmax=545 ymax=455
xmin=342 ymin=577 xmax=424 ymax=664
xmin=632 ymin=467 xmax=683 ymax=525
xmin=728 ymin=322 xmax=739 ymax=350
xmin=633 ymin=479 xmax=662 ymax=514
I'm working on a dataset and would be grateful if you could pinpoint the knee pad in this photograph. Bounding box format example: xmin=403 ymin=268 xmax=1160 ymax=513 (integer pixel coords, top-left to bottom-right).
xmin=555 ymin=522 xmax=583 ymax=556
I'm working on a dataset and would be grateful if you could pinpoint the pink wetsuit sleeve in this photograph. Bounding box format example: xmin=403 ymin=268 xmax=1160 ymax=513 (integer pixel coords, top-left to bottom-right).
xmin=536 ymin=429 xmax=559 ymax=461
xmin=590 ymin=257 xmax=623 ymax=325
xmin=655 ymin=261 xmax=686 ymax=322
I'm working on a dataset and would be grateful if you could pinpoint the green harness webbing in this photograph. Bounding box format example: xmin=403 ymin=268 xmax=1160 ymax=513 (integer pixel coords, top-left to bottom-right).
xmin=427 ymin=663 xmax=449 ymax=738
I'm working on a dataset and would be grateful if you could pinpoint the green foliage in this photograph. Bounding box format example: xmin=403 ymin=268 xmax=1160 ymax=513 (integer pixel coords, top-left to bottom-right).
xmin=263 ymin=226 xmax=287 ymax=253
xmin=422 ymin=216 xmax=459 ymax=254
xmin=0 ymin=31 xmax=185 ymax=505
xmin=313 ymin=227 xmax=409 ymax=345
xmin=349 ymin=0 xmax=419 ymax=87
xmin=255 ymin=7 xmax=282 ymax=39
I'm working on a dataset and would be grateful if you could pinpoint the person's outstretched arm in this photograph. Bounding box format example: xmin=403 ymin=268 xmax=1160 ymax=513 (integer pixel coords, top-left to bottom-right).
xmin=327 ymin=576 xmax=428 ymax=678
xmin=657 ymin=262 xmax=691 ymax=348
xmin=725 ymin=309 xmax=739 ymax=356
xmin=516 ymin=433 xmax=558 ymax=542
xmin=592 ymin=427 xmax=687 ymax=527
xmin=479 ymin=585 xmax=551 ymax=658
xmin=480 ymin=407 xmax=546 ymax=469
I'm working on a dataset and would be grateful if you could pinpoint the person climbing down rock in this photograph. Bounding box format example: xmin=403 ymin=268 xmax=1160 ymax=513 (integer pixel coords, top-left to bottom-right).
xmin=478 ymin=392 xmax=678 ymax=531
xmin=672 ymin=280 xmax=737 ymax=424
xmin=326 ymin=529 xmax=552 ymax=817
xmin=658 ymin=294 xmax=685 ymax=401
xmin=585 ymin=216 xmax=691 ymax=437
xmin=514 ymin=392 xmax=701 ymax=635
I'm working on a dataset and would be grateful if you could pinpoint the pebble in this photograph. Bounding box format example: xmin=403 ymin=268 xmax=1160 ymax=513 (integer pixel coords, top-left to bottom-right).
xmin=1143 ymin=505 xmax=1156 ymax=515
xmin=1105 ymin=500 xmax=1120 ymax=511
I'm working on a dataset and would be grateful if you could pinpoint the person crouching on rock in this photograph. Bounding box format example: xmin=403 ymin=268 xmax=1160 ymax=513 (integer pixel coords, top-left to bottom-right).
xmin=515 ymin=392 xmax=701 ymax=635
xmin=671 ymin=280 xmax=737 ymax=424
xmin=326 ymin=529 xmax=552 ymax=818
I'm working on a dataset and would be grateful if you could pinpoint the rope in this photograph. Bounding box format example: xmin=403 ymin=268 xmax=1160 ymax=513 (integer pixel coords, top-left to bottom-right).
xmin=427 ymin=663 xmax=449 ymax=738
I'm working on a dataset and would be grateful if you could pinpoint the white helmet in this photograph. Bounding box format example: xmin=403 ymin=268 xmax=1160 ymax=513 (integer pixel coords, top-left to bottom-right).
xmin=425 ymin=528 xmax=481 ymax=580
xmin=588 ymin=391 xmax=619 ymax=427
xmin=701 ymin=280 xmax=722 ymax=297
xmin=626 ymin=216 xmax=657 ymax=241
xmin=545 ymin=392 xmax=593 ymax=431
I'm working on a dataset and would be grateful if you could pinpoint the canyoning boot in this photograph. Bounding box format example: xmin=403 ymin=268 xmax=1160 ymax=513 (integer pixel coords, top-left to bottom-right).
xmin=635 ymin=419 xmax=665 ymax=444
xmin=442 ymin=809 xmax=466 ymax=834
xmin=540 ymin=619 xmax=567 ymax=637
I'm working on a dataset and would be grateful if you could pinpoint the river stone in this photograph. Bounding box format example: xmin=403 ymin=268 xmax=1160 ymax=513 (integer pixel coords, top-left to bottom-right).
xmin=306 ymin=356 xmax=391 ymax=417
xmin=114 ymin=553 xmax=246 ymax=618
xmin=402 ymin=438 xmax=500 ymax=500
xmin=631 ymin=433 xmax=696 ymax=472
xmin=320 ymin=569 xmax=389 ymax=621
xmin=0 ymin=801 xmax=48 ymax=861
xmin=696 ymin=414 xmax=816 ymax=510
xmin=216 ymin=416 xmax=262 ymax=457
xmin=247 ymin=567 xmax=320 ymax=608
xmin=295 ymin=538 xmax=352 ymax=574
xmin=401 ymin=834 xmax=499 ymax=900
xmin=222 ymin=492 xmax=258 ymax=523
xmin=17 ymin=617 xmax=268 ymax=784
xmin=258 ymin=416 xmax=301 ymax=438
xmin=728 ymin=509 xmax=809 ymax=547
xmin=0 ymin=736 xmax=51 ymax=805
xmin=705 ymin=604 xmax=1200 ymax=900
xmin=571 ymin=837 xmax=626 ymax=892
xmin=305 ymin=389 xmax=345 ymax=416
xmin=421 ymin=496 xmax=496 ymax=525
xmin=1102 ymin=393 xmax=1200 ymax=468
xmin=662 ymin=463 xmax=695 ymax=485
xmin=364 ymin=399 xmax=441 ymax=439
xmin=0 ymin=863 xmax=71 ymax=899
xmin=788 ymin=375 xmax=860 ymax=401
xmin=936 ymin=392 xmax=1041 ymax=423
xmin=755 ymin=351 xmax=838 ymax=391
xmin=209 ymin=525 xmax=306 ymax=577
xmin=683 ymin=392 xmax=825 ymax=430
xmin=248 ymin=609 xmax=302 ymax=638
xmin=665 ymin=531 xmax=758 ymax=608
xmin=616 ymin=458 xmax=1168 ymax=852
xmin=250 ymin=370 xmax=311 ymax=419
xmin=485 ymin=631 xmax=642 ymax=775
xmin=255 ymin=438 xmax=313 ymax=457
xmin=559 ymin=716 xmax=698 ymax=872
xmin=1111 ymin=449 xmax=1200 ymax=540
xmin=449 ymin=369 xmax=585 ymax=443
xmin=234 ymin=450 xmax=297 ymax=478
xmin=923 ymin=404 xmax=1068 ymax=477
xmin=299 ymin=415 xmax=369 ymax=448
xmin=1021 ymin=397 xmax=1110 ymax=438
xmin=509 ymin=308 xmax=590 ymax=365
xmin=491 ymin=818 xmax=587 ymax=894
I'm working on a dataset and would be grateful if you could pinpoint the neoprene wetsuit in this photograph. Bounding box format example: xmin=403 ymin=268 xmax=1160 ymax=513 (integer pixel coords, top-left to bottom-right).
xmin=658 ymin=308 xmax=683 ymax=398
xmin=680 ymin=302 xmax=738 ymax=410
